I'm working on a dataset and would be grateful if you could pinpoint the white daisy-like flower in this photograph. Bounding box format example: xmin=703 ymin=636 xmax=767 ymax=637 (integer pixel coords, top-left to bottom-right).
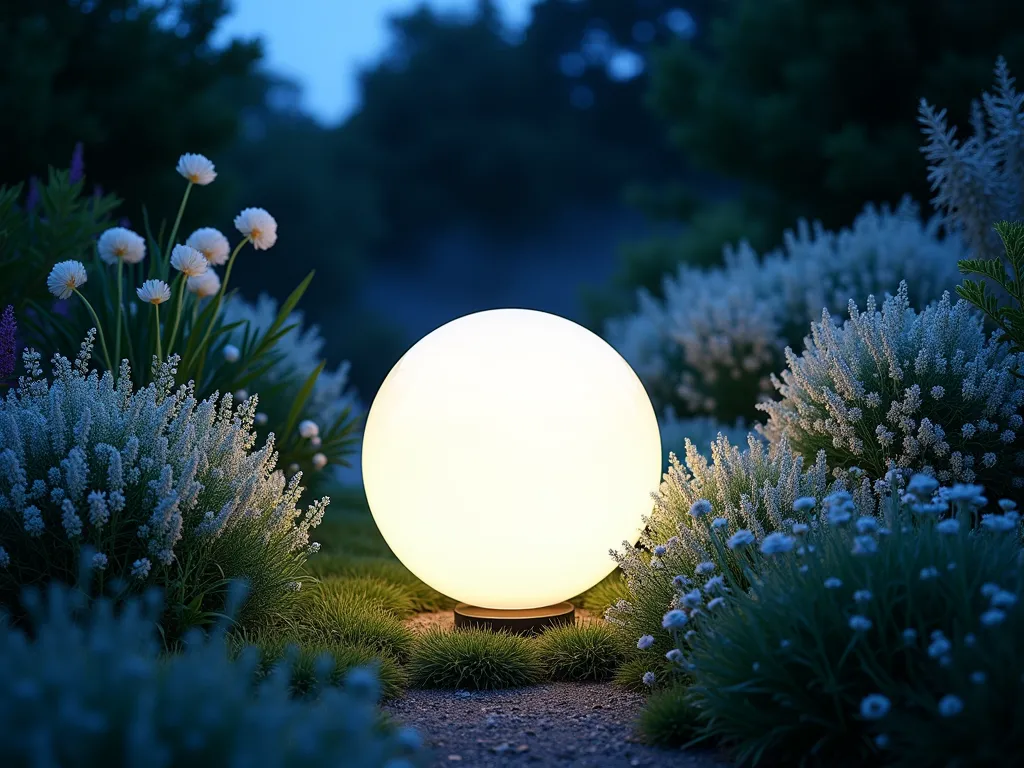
xmin=186 ymin=227 xmax=231 ymax=265
xmin=187 ymin=269 xmax=221 ymax=298
xmin=222 ymin=344 xmax=241 ymax=363
xmin=312 ymin=452 xmax=328 ymax=470
xmin=299 ymin=419 xmax=320 ymax=439
xmin=137 ymin=279 xmax=171 ymax=305
xmin=47 ymin=260 xmax=88 ymax=299
xmin=176 ymin=153 xmax=217 ymax=185
xmin=234 ymin=207 xmax=278 ymax=250
xmin=97 ymin=227 xmax=146 ymax=265
xmin=170 ymin=244 xmax=209 ymax=277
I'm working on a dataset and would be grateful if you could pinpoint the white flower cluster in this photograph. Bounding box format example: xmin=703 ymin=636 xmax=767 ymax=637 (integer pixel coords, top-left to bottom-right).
xmin=607 ymin=432 xmax=864 ymax=645
xmin=606 ymin=201 xmax=965 ymax=422
xmin=759 ymin=282 xmax=1024 ymax=494
xmin=221 ymin=294 xmax=361 ymax=480
xmin=0 ymin=340 xmax=327 ymax=600
xmin=0 ymin=579 xmax=419 ymax=767
xmin=919 ymin=57 xmax=1024 ymax=260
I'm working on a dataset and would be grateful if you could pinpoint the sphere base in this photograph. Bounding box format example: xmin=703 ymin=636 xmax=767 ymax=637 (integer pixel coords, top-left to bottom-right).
xmin=453 ymin=602 xmax=575 ymax=635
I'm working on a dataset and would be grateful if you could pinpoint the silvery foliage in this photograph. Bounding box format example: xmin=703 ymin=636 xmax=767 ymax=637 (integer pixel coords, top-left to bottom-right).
xmin=919 ymin=56 xmax=1024 ymax=261
xmin=607 ymin=433 xmax=866 ymax=651
xmin=759 ymin=282 xmax=1024 ymax=493
xmin=0 ymin=577 xmax=419 ymax=767
xmin=222 ymin=294 xmax=360 ymax=428
xmin=607 ymin=201 xmax=965 ymax=422
xmin=0 ymin=334 xmax=327 ymax=610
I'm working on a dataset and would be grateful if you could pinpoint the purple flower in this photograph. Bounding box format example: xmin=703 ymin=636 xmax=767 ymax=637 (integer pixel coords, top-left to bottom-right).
xmin=69 ymin=142 xmax=85 ymax=184
xmin=0 ymin=305 xmax=16 ymax=381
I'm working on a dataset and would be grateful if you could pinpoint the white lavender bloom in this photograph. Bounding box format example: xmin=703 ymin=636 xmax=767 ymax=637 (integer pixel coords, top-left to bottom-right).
xmin=23 ymin=506 xmax=44 ymax=537
xmin=637 ymin=635 xmax=655 ymax=650
xmin=131 ymin=558 xmax=151 ymax=580
xmin=860 ymin=694 xmax=891 ymax=720
xmin=760 ymin=284 xmax=1024 ymax=498
xmin=849 ymin=615 xmax=872 ymax=632
xmin=937 ymin=694 xmax=964 ymax=718
xmin=726 ymin=529 xmax=755 ymax=550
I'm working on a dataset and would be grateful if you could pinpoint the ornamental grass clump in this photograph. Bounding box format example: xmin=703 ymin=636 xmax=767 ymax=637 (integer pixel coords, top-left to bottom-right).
xmin=759 ymin=282 xmax=1024 ymax=497
xmin=0 ymin=576 xmax=421 ymax=768
xmin=669 ymin=477 xmax=1024 ymax=766
xmin=608 ymin=433 xmax=856 ymax=657
xmin=409 ymin=628 xmax=543 ymax=691
xmin=0 ymin=340 xmax=327 ymax=639
xmin=535 ymin=622 xmax=626 ymax=682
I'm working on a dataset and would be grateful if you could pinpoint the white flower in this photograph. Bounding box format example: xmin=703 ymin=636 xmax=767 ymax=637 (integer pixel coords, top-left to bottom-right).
xmin=137 ymin=280 xmax=171 ymax=305
xmin=851 ymin=535 xmax=878 ymax=556
xmin=680 ymin=589 xmax=703 ymax=609
xmin=703 ymin=575 xmax=728 ymax=594
xmin=234 ymin=207 xmax=278 ymax=250
xmin=936 ymin=519 xmax=961 ymax=535
xmin=186 ymin=227 xmax=230 ymax=265
xmin=706 ymin=596 xmax=726 ymax=610
xmin=234 ymin=389 xmax=249 ymax=402
xmin=792 ymin=522 xmax=809 ymax=535
xmin=928 ymin=634 xmax=951 ymax=658
xmin=187 ymin=269 xmax=221 ymax=299
xmin=990 ymin=589 xmax=1017 ymax=608
xmin=131 ymin=557 xmax=152 ymax=580
xmin=170 ymin=244 xmax=209 ymax=277
xmin=665 ymin=649 xmax=684 ymax=663
xmin=981 ymin=513 xmax=1017 ymax=532
xmin=311 ymin=453 xmax=328 ymax=470
xmin=637 ymin=635 xmax=655 ymax=650
xmin=793 ymin=496 xmax=816 ymax=513
xmin=255 ymin=412 xmax=269 ymax=426
xmin=907 ymin=473 xmax=939 ymax=500
xmin=97 ymin=227 xmax=146 ymax=265
xmin=937 ymin=694 xmax=964 ymax=717
xmin=726 ymin=529 xmax=755 ymax=550
xmin=299 ymin=420 xmax=320 ymax=439
xmin=860 ymin=694 xmax=891 ymax=720
xmin=176 ymin=153 xmax=217 ymax=185
xmin=980 ymin=582 xmax=1001 ymax=598
xmin=642 ymin=671 xmax=656 ymax=687
xmin=849 ymin=615 xmax=872 ymax=632
xmin=824 ymin=577 xmax=843 ymax=589
xmin=999 ymin=498 xmax=1018 ymax=511
xmin=695 ymin=561 xmax=716 ymax=575
xmin=760 ymin=532 xmax=795 ymax=555
xmin=222 ymin=344 xmax=241 ymax=363
xmin=47 ymin=260 xmax=87 ymax=299
xmin=711 ymin=517 xmax=728 ymax=529
xmin=672 ymin=574 xmax=692 ymax=589
xmin=855 ymin=516 xmax=878 ymax=534
xmin=662 ymin=609 xmax=688 ymax=630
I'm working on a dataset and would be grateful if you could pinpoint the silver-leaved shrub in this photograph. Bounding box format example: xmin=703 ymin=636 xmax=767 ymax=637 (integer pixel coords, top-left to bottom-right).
xmin=759 ymin=282 xmax=1024 ymax=497
xmin=0 ymin=335 xmax=327 ymax=637
xmin=607 ymin=201 xmax=965 ymax=424
xmin=607 ymin=433 xmax=864 ymax=658
xmin=0 ymin=577 xmax=420 ymax=768
xmin=668 ymin=476 xmax=1023 ymax=766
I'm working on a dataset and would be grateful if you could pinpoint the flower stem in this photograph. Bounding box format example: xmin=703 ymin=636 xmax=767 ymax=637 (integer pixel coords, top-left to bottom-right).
xmin=114 ymin=259 xmax=124 ymax=372
xmin=166 ymin=273 xmax=186 ymax=355
xmin=164 ymin=182 xmax=193 ymax=262
xmin=73 ymin=290 xmax=112 ymax=371
xmin=153 ymin=304 xmax=162 ymax=364
xmin=185 ymin=237 xmax=248 ymax=371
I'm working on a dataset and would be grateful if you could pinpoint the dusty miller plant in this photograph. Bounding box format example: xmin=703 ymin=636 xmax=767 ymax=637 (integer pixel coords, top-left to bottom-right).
xmin=0 ymin=335 xmax=327 ymax=640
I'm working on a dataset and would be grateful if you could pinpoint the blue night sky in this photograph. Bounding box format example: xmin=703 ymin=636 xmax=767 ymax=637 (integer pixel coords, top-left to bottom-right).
xmin=215 ymin=0 xmax=537 ymax=125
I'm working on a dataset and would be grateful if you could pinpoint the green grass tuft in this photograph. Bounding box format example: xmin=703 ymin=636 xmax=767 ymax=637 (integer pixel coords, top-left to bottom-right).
xmin=315 ymin=576 xmax=416 ymax=619
xmin=637 ymin=683 xmax=703 ymax=747
xmin=409 ymin=628 xmax=543 ymax=690
xmin=535 ymin=622 xmax=627 ymax=682
xmin=296 ymin=585 xmax=416 ymax=662
xmin=308 ymin=556 xmax=455 ymax=613
xmin=230 ymin=629 xmax=407 ymax=700
xmin=613 ymin=656 xmax=671 ymax=692
xmin=575 ymin=572 xmax=629 ymax=614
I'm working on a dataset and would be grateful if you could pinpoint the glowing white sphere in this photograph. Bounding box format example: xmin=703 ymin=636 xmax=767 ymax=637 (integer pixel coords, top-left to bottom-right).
xmin=361 ymin=309 xmax=662 ymax=610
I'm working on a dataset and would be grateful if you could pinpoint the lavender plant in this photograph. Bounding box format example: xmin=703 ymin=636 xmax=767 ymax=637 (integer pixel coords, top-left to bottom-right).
xmin=607 ymin=201 xmax=965 ymax=423
xmin=0 ymin=577 xmax=421 ymax=767
xmin=0 ymin=338 xmax=328 ymax=639
xmin=759 ymin=282 xmax=1024 ymax=498
xmin=919 ymin=56 xmax=1024 ymax=261
xmin=221 ymin=294 xmax=361 ymax=483
xmin=607 ymin=433 xmax=856 ymax=659
xmin=664 ymin=477 xmax=1023 ymax=766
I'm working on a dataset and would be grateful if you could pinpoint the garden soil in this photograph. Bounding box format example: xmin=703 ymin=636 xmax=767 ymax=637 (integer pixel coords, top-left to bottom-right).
xmin=389 ymin=612 xmax=734 ymax=768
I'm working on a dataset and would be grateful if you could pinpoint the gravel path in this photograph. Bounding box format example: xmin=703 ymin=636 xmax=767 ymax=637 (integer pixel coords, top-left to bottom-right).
xmin=386 ymin=682 xmax=733 ymax=767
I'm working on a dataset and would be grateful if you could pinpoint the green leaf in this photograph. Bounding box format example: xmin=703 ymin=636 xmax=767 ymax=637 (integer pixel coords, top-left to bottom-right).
xmin=282 ymin=359 xmax=326 ymax=448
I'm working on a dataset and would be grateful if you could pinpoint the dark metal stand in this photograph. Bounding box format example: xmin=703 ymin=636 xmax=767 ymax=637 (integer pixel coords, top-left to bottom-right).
xmin=453 ymin=601 xmax=575 ymax=635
